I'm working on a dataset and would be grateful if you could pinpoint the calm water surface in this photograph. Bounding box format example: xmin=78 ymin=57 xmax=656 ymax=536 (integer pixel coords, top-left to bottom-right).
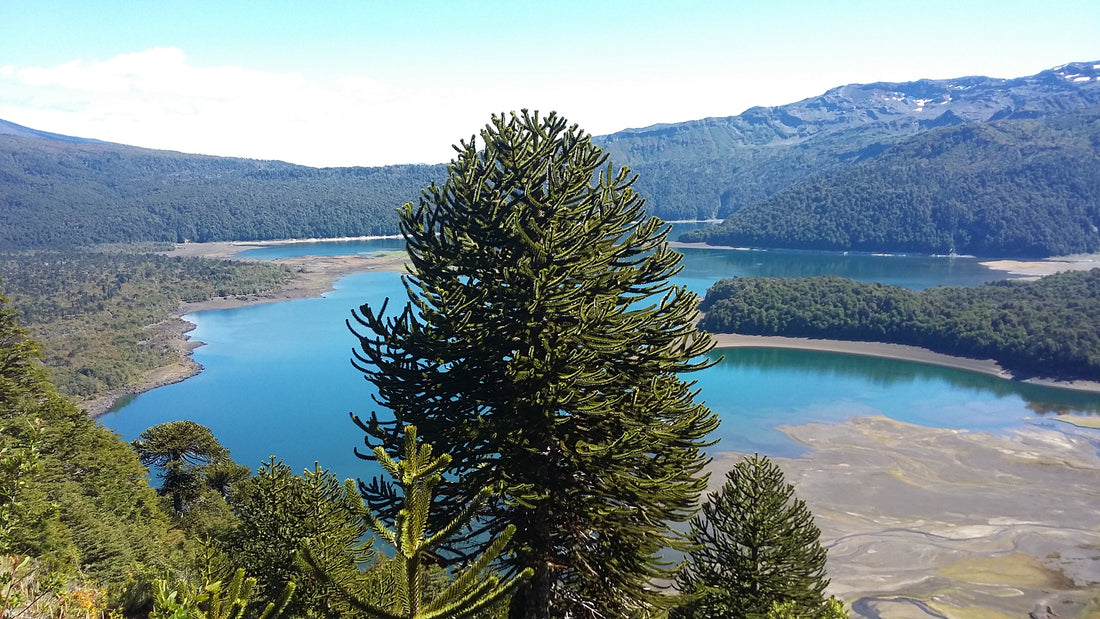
xmin=101 ymin=233 xmax=1100 ymax=481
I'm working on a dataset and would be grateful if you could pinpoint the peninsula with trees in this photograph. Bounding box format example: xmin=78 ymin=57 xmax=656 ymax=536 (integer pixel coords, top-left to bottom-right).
xmin=699 ymin=269 xmax=1100 ymax=383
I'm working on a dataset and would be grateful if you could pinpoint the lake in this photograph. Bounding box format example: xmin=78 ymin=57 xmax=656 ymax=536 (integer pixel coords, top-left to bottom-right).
xmin=100 ymin=232 xmax=1100 ymax=482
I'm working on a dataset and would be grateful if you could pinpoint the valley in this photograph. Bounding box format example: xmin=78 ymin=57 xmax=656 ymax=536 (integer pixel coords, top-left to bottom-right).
xmin=3 ymin=57 xmax=1100 ymax=618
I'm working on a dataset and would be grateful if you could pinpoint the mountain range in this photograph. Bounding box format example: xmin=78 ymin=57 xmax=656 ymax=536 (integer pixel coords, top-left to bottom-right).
xmin=680 ymin=109 xmax=1100 ymax=257
xmin=2 ymin=60 xmax=1098 ymax=256
xmin=600 ymin=60 xmax=1100 ymax=222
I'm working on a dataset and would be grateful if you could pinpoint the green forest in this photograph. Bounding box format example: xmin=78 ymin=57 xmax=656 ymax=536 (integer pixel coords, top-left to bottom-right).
xmin=0 ymin=136 xmax=442 ymax=250
xmin=0 ymin=112 xmax=846 ymax=618
xmin=7 ymin=105 xmax=1100 ymax=259
xmin=599 ymin=62 xmax=1100 ymax=224
xmin=0 ymin=247 xmax=294 ymax=402
xmin=699 ymin=269 xmax=1100 ymax=381
xmin=682 ymin=111 xmax=1100 ymax=257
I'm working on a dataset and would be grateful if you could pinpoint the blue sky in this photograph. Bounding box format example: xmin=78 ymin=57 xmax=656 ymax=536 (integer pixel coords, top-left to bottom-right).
xmin=1 ymin=0 xmax=1097 ymax=167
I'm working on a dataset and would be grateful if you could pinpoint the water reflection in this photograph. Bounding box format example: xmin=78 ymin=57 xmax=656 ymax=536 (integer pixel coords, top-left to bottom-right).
xmin=712 ymin=347 xmax=1100 ymax=416
xmin=677 ymin=248 xmax=1004 ymax=291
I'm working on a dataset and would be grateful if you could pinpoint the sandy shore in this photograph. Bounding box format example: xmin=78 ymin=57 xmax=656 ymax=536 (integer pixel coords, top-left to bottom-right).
xmin=712 ymin=334 xmax=1010 ymax=377
xmin=706 ymin=416 xmax=1100 ymax=618
xmin=980 ymin=254 xmax=1100 ymax=279
xmin=169 ymin=240 xmax=408 ymax=312
xmin=179 ymin=251 xmax=408 ymax=312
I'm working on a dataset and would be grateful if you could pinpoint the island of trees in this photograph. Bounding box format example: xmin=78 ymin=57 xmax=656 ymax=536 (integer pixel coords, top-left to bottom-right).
xmin=699 ymin=269 xmax=1100 ymax=382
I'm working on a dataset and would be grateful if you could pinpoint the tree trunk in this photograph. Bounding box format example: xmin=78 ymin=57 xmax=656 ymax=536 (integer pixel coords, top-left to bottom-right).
xmin=509 ymin=560 xmax=551 ymax=619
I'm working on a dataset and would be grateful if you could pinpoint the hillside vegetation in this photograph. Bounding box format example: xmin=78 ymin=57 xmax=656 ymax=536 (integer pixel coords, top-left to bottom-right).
xmin=3 ymin=61 xmax=1098 ymax=255
xmin=600 ymin=60 xmax=1100 ymax=221
xmin=0 ymin=130 xmax=442 ymax=250
xmin=681 ymin=110 xmax=1100 ymax=256
xmin=699 ymin=269 xmax=1100 ymax=381
xmin=0 ymin=291 xmax=179 ymax=601
xmin=0 ymin=247 xmax=294 ymax=402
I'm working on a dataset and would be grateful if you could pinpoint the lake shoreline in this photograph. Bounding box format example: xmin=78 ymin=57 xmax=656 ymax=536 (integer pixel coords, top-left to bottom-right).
xmin=83 ymin=243 xmax=408 ymax=417
xmin=84 ymin=241 xmax=1100 ymax=416
xmin=710 ymin=333 xmax=1100 ymax=394
xmin=91 ymin=240 xmax=1100 ymax=616
xmin=706 ymin=415 xmax=1100 ymax=618
xmin=670 ymin=241 xmax=1100 ymax=279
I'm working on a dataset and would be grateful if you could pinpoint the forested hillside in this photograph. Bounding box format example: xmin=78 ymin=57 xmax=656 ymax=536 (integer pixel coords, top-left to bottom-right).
xmin=699 ymin=269 xmax=1100 ymax=381
xmin=0 ymin=124 xmax=443 ymax=250
xmin=599 ymin=60 xmax=1100 ymax=221
xmin=3 ymin=61 xmax=1098 ymax=253
xmin=681 ymin=110 xmax=1100 ymax=257
xmin=0 ymin=291 xmax=179 ymax=610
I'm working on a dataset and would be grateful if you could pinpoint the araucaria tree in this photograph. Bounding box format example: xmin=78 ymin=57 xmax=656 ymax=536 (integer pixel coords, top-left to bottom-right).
xmin=132 ymin=420 xmax=232 ymax=514
xmin=302 ymin=425 xmax=531 ymax=619
xmin=674 ymin=454 xmax=831 ymax=619
xmin=350 ymin=110 xmax=719 ymax=618
xmin=228 ymin=458 xmax=376 ymax=618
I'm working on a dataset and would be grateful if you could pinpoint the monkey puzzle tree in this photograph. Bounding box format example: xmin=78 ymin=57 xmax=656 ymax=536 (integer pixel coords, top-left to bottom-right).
xmin=228 ymin=459 xmax=377 ymax=618
xmin=302 ymin=425 xmax=531 ymax=619
xmin=349 ymin=110 xmax=719 ymax=618
xmin=132 ymin=420 xmax=230 ymax=514
xmin=674 ymin=454 xmax=831 ymax=619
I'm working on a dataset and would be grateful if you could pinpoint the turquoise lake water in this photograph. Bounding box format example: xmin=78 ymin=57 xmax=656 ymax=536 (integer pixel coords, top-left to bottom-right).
xmin=99 ymin=234 xmax=1100 ymax=483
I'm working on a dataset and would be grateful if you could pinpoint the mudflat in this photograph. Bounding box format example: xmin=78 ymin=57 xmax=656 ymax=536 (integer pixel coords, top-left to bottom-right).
xmin=708 ymin=416 xmax=1100 ymax=618
xmin=980 ymin=255 xmax=1100 ymax=279
xmin=98 ymin=242 xmax=1100 ymax=618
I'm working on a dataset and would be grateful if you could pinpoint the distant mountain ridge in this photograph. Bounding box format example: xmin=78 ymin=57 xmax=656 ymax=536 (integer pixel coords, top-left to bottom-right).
xmin=604 ymin=61 xmax=1100 ymax=156
xmin=680 ymin=109 xmax=1100 ymax=257
xmin=2 ymin=60 xmax=1098 ymax=254
xmin=0 ymin=118 xmax=111 ymax=145
xmin=0 ymin=130 xmax=445 ymax=249
xmin=596 ymin=60 xmax=1100 ymax=221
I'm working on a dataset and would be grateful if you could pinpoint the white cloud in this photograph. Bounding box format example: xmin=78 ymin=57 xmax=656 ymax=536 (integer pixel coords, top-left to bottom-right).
xmin=0 ymin=47 xmax=849 ymax=167
xmin=0 ymin=48 xmax=462 ymax=166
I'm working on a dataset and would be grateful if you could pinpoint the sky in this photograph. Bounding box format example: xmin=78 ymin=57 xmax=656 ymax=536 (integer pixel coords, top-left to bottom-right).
xmin=1 ymin=0 xmax=1098 ymax=168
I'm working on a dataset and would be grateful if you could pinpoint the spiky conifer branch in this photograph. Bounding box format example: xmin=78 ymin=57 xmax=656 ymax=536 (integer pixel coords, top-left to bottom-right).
xmin=302 ymin=425 xmax=530 ymax=619
xmin=349 ymin=110 xmax=719 ymax=617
